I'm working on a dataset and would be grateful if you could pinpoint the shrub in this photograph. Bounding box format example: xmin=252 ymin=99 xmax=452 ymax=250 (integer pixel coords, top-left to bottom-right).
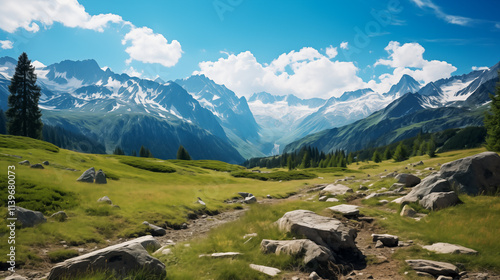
xmin=119 ymin=157 xmax=176 ymax=173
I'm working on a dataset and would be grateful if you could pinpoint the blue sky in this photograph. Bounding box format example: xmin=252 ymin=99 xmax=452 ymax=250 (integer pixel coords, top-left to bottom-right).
xmin=0 ymin=0 xmax=499 ymax=98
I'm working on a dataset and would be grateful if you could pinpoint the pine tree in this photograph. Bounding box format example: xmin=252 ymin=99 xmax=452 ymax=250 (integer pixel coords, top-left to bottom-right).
xmin=485 ymin=72 xmax=500 ymax=152
xmin=372 ymin=151 xmax=382 ymax=163
xmin=139 ymin=145 xmax=148 ymax=157
xmin=176 ymin=145 xmax=191 ymax=160
xmin=393 ymin=142 xmax=408 ymax=162
xmin=301 ymin=151 xmax=311 ymax=169
xmin=6 ymin=52 xmax=43 ymax=139
xmin=113 ymin=146 xmax=125 ymax=155
xmin=383 ymin=147 xmax=392 ymax=160
xmin=0 ymin=110 xmax=7 ymax=134
xmin=131 ymin=150 xmax=137 ymax=157
xmin=426 ymin=139 xmax=436 ymax=158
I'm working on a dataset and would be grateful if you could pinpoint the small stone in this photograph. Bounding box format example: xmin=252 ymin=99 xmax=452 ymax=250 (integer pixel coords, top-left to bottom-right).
xmin=319 ymin=196 xmax=327 ymax=201
xmin=359 ymin=185 xmax=368 ymax=191
xmin=375 ymin=240 xmax=384 ymax=248
xmin=244 ymin=196 xmax=257 ymax=204
xmin=50 ymin=211 xmax=68 ymax=222
xmin=379 ymin=200 xmax=389 ymax=204
xmin=309 ymin=271 xmax=321 ymax=280
xmin=437 ymin=276 xmax=453 ymax=280
xmin=400 ymin=205 xmax=417 ymax=217
xmin=249 ymin=264 xmax=281 ymax=277
xmin=18 ymin=160 xmax=30 ymax=165
xmin=326 ymin=198 xmax=339 ymax=202
xmin=5 ymin=275 xmax=28 ymax=280
xmin=30 ymin=163 xmax=44 ymax=169
xmin=199 ymin=252 xmax=241 ymax=258
xmin=43 ymin=161 xmax=50 ymax=165
xmin=97 ymin=196 xmax=112 ymax=204
xmin=266 ymin=194 xmax=272 ymax=199
xmin=372 ymin=234 xmax=399 ymax=247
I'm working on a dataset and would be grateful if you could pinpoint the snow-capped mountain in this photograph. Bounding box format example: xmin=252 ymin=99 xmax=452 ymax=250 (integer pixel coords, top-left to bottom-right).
xmin=384 ymin=74 xmax=421 ymax=98
xmin=174 ymin=75 xmax=263 ymax=158
xmin=0 ymin=57 xmax=244 ymax=163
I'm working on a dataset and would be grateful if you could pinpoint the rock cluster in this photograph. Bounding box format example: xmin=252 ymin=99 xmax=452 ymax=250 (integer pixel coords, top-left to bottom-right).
xmin=77 ymin=167 xmax=107 ymax=184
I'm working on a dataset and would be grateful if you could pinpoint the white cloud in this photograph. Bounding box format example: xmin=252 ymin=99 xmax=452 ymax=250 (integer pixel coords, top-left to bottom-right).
xmin=122 ymin=26 xmax=183 ymax=67
xmin=124 ymin=66 xmax=143 ymax=78
xmin=340 ymin=41 xmax=349 ymax=50
xmin=472 ymin=66 xmax=489 ymax=71
xmin=496 ymin=23 xmax=500 ymax=29
xmin=195 ymin=48 xmax=364 ymax=99
xmin=0 ymin=40 xmax=13 ymax=49
xmin=372 ymin=41 xmax=456 ymax=93
xmin=409 ymin=0 xmax=471 ymax=26
xmin=325 ymin=45 xmax=338 ymax=59
xmin=0 ymin=0 xmax=123 ymax=33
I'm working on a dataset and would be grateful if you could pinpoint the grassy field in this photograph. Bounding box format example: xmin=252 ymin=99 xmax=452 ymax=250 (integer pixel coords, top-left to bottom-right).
xmin=0 ymin=135 xmax=498 ymax=279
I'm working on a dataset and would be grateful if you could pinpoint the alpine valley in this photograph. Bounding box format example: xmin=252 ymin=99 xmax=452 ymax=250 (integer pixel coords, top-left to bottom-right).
xmin=0 ymin=56 xmax=498 ymax=162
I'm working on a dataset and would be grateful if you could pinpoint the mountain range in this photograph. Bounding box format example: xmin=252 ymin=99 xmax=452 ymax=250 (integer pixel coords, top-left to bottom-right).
xmin=0 ymin=55 xmax=498 ymax=162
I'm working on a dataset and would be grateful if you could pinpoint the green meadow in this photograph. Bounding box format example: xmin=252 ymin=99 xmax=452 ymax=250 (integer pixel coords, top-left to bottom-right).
xmin=0 ymin=134 xmax=498 ymax=279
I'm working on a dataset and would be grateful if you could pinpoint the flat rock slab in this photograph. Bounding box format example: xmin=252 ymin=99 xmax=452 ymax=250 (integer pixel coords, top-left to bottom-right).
xmin=319 ymin=184 xmax=353 ymax=196
xmin=326 ymin=198 xmax=339 ymax=202
xmin=47 ymin=236 xmax=164 ymax=280
xmin=328 ymin=204 xmax=359 ymax=217
xmin=249 ymin=264 xmax=281 ymax=277
xmin=199 ymin=252 xmax=242 ymax=258
xmin=406 ymin=259 xmax=459 ymax=277
xmin=422 ymin=242 xmax=478 ymax=255
xmin=261 ymin=239 xmax=334 ymax=266
xmin=276 ymin=210 xmax=357 ymax=252
xmin=372 ymin=234 xmax=399 ymax=247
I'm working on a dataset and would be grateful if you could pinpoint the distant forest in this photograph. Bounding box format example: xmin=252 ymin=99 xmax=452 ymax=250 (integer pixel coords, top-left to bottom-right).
xmin=243 ymin=126 xmax=486 ymax=169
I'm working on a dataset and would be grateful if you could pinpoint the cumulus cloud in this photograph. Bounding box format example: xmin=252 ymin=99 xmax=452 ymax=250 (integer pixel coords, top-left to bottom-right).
xmin=472 ymin=66 xmax=489 ymax=71
xmin=0 ymin=0 xmax=183 ymax=68
xmin=0 ymin=0 xmax=123 ymax=33
xmin=340 ymin=41 xmax=349 ymax=50
xmin=122 ymin=27 xmax=183 ymax=67
xmin=124 ymin=66 xmax=143 ymax=78
xmin=195 ymin=48 xmax=364 ymax=99
xmin=372 ymin=41 xmax=456 ymax=93
xmin=0 ymin=40 xmax=13 ymax=49
xmin=325 ymin=45 xmax=338 ymax=59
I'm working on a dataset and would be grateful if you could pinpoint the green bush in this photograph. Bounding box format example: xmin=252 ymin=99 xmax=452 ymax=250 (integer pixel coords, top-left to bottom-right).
xmin=230 ymin=170 xmax=316 ymax=181
xmin=119 ymin=157 xmax=176 ymax=173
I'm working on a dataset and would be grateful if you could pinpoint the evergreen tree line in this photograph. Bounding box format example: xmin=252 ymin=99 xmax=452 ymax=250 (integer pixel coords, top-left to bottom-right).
xmin=42 ymin=125 xmax=106 ymax=154
xmin=113 ymin=144 xmax=192 ymax=160
xmin=243 ymin=146 xmax=353 ymax=170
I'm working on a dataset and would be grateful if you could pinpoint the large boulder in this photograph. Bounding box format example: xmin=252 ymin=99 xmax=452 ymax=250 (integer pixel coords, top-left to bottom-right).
xmin=77 ymin=167 xmax=95 ymax=183
xmin=438 ymin=151 xmax=500 ymax=195
xmin=47 ymin=236 xmax=164 ymax=280
xmin=15 ymin=206 xmax=46 ymax=228
xmin=319 ymin=184 xmax=353 ymax=196
xmin=276 ymin=210 xmax=357 ymax=253
xmin=422 ymin=242 xmax=478 ymax=255
xmin=419 ymin=191 xmax=460 ymax=210
xmin=400 ymin=174 xmax=451 ymax=203
xmin=94 ymin=169 xmax=107 ymax=184
xmin=260 ymin=239 xmax=335 ymax=266
xmin=396 ymin=173 xmax=421 ymax=187
xmin=405 ymin=259 xmax=459 ymax=277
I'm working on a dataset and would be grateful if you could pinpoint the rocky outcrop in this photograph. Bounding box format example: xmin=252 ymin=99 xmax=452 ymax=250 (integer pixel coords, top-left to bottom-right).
xmin=422 ymin=242 xmax=478 ymax=255
xmin=260 ymin=239 xmax=335 ymax=266
xmin=77 ymin=167 xmax=95 ymax=183
xmin=319 ymin=184 xmax=353 ymax=196
xmin=405 ymin=259 xmax=459 ymax=278
xmin=47 ymin=236 xmax=164 ymax=280
xmin=276 ymin=210 xmax=357 ymax=253
xmin=400 ymin=174 xmax=451 ymax=203
xmin=15 ymin=206 xmax=46 ymax=228
xmin=395 ymin=173 xmax=421 ymax=187
xmin=372 ymin=234 xmax=399 ymax=247
xmin=419 ymin=191 xmax=460 ymax=210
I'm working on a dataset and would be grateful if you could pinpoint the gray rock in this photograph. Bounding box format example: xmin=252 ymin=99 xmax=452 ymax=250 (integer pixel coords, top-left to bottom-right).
xmin=364 ymin=191 xmax=398 ymax=200
xmin=197 ymin=198 xmax=206 ymax=206
xmin=400 ymin=205 xmax=417 ymax=217
xmin=276 ymin=210 xmax=357 ymax=253
xmin=199 ymin=252 xmax=241 ymax=258
xmin=375 ymin=240 xmax=384 ymax=248
xmin=309 ymin=271 xmax=321 ymax=279
xmin=328 ymin=204 xmax=359 ymax=217
xmin=389 ymin=183 xmax=406 ymax=190
xmin=405 ymin=259 xmax=459 ymax=277
xmin=326 ymin=198 xmax=339 ymax=202
xmin=319 ymin=184 xmax=353 ymax=196
xmin=50 ymin=211 xmax=68 ymax=222
xmin=94 ymin=169 xmax=107 ymax=184
xmin=396 ymin=173 xmax=421 ymax=187
xmin=400 ymin=174 xmax=451 ymax=203
xmin=244 ymin=196 xmax=257 ymax=204
xmin=436 ymin=276 xmax=453 ymax=280
xmin=15 ymin=206 xmax=46 ymax=228
xmin=18 ymin=160 xmax=30 ymax=165
xmin=261 ymin=239 xmax=335 ymax=266
xmin=145 ymin=222 xmax=166 ymax=236
xmin=77 ymin=167 xmax=95 ymax=183
xmin=359 ymin=185 xmax=368 ymax=191
xmin=30 ymin=163 xmax=44 ymax=169
xmin=372 ymin=234 xmax=399 ymax=247
xmin=47 ymin=236 xmax=165 ymax=280
xmin=422 ymin=242 xmax=478 ymax=255
xmin=438 ymin=151 xmax=500 ymax=195
xmin=97 ymin=196 xmax=112 ymax=204
xmin=43 ymin=161 xmax=50 ymax=165
xmin=238 ymin=192 xmax=253 ymax=198
xmin=419 ymin=191 xmax=460 ymax=210
xmin=266 ymin=194 xmax=272 ymax=199
xmin=318 ymin=196 xmax=328 ymax=201
xmin=249 ymin=264 xmax=281 ymax=277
